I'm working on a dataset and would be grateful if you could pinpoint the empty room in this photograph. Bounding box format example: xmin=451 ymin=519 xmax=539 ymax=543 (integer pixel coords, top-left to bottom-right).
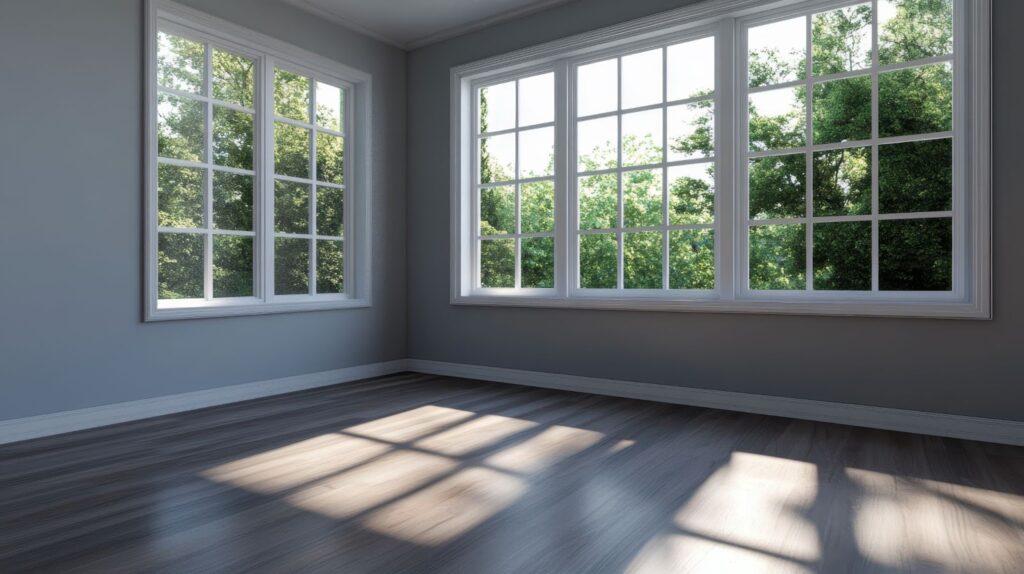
xmin=1 ymin=0 xmax=1021 ymax=571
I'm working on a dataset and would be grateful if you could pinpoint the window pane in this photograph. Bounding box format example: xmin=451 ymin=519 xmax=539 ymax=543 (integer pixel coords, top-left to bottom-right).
xmin=213 ymin=235 xmax=253 ymax=298
xmin=813 ymin=221 xmax=871 ymax=290
xmin=879 ymin=218 xmax=952 ymax=290
xmin=750 ymin=224 xmax=806 ymax=290
xmin=479 ymin=81 xmax=515 ymax=133
xmin=157 ymin=93 xmax=204 ymax=162
xmin=316 ymin=132 xmax=345 ymax=184
xmin=275 ymin=69 xmax=310 ymax=121
xmin=879 ymin=138 xmax=952 ymax=213
xmin=578 ymin=174 xmax=618 ymax=230
xmin=316 ymin=240 xmax=344 ymax=293
xmin=668 ymin=163 xmax=714 ymax=225
xmin=157 ymin=31 xmax=204 ymax=94
xmin=670 ymin=229 xmax=715 ymax=289
xmin=813 ymin=147 xmax=871 ymax=216
xmin=158 ymin=232 xmax=204 ymax=299
xmin=275 ymin=237 xmax=309 ymax=295
xmin=624 ymin=232 xmax=662 ymax=289
xmin=275 ymin=179 xmax=309 ymax=234
xmin=621 ymin=109 xmax=663 ymax=167
xmin=749 ymin=87 xmax=805 ymax=151
xmin=479 ymin=133 xmax=515 ymax=183
xmin=578 ymin=59 xmax=617 ymax=117
xmin=480 ymin=186 xmax=515 ymax=235
xmin=577 ymin=116 xmax=618 ymax=171
xmin=623 ymin=169 xmax=662 ymax=228
xmin=749 ymin=154 xmax=806 ymax=219
xmin=521 ymin=181 xmax=554 ymax=234
xmin=274 ymin=122 xmax=310 ymax=178
xmin=316 ymin=81 xmax=343 ymax=131
xmin=667 ymin=101 xmax=714 ymax=161
xmin=879 ymin=0 xmax=953 ymax=65
xmin=521 ymin=237 xmax=554 ymax=288
xmin=812 ymin=75 xmax=871 ymax=145
xmin=212 ymin=48 xmax=254 ymax=107
xmin=518 ymin=127 xmax=554 ymax=179
xmin=158 ymin=164 xmax=204 ymax=228
xmin=316 ymin=186 xmax=344 ymax=237
xmin=621 ymin=48 xmax=662 ymax=110
xmin=213 ymin=171 xmax=253 ymax=231
xmin=580 ymin=233 xmax=617 ymax=288
xmin=212 ymin=106 xmax=253 ymax=170
xmin=667 ymin=37 xmax=715 ymax=101
xmin=812 ymin=3 xmax=872 ymax=75
xmin=480 ymin=239 xmax=515 ymax=288
xmin=748 ymin=16 xmax=806 ymax=87
xmin=879 ymin=63 xmax=952 ymax=138
xmin=518 ymin=73 xmax=554 ymax=127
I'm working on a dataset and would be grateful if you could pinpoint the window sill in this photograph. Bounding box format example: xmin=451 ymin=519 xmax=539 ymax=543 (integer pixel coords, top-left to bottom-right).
xmin=146 ymin=297 xmax=371 ymax=322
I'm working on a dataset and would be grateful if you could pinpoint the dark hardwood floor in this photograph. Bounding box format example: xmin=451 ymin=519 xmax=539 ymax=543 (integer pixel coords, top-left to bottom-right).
xmin=2 ymin=373 xmax=1022 ymax=573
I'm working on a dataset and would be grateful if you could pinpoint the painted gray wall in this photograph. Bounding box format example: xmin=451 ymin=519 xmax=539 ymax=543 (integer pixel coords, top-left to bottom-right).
xmin=0 ymin=0 xmax=407 ymax=420
xmin=406 ymin=0 xmax=1023 ymax=422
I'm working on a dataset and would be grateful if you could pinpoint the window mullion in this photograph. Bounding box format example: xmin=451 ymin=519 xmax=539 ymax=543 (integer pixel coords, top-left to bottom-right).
xmin=804 ymin=14 xmax=814 ymax=292
xmin=870 ymin=0 xmax=881 ymax=292
xmin=262 ymin=56 xmax=276 ymax=302
xmin=204 ymin=42 xmax=214 ymax=301
xmin=309 ymin=78 xmax=318 ymax=296
xmin=722 ymin=18 xmax=739 ymax=300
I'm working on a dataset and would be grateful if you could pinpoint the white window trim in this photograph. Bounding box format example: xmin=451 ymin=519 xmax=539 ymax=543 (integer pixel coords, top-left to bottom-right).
xmin=144 ymin=0 xmax=373 ymax=321
xmin=451 ymin=0 xmax=990 ymax=319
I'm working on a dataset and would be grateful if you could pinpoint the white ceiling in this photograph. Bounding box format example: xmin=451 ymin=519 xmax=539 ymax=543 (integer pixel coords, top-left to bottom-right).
xmin=285 ymin=0 xmax=576 ymax=50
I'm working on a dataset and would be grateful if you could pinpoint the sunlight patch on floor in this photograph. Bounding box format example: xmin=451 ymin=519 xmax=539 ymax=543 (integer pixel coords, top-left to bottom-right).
xmin=343 ymin=405 xmax=477 ymax=443
xmin=413 ymin=414 xmax=538 ymax=456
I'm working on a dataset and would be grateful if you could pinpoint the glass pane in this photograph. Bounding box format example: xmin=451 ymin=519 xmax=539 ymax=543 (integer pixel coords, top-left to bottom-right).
xmin=748 ymin=16 xmax=806 ymax=87
xmin=518 ymin=127 xmax=554 ymax=179
xmin=624 ymin=232 xmax=662 ymax=289
xmin=813 ymin=221 xmax=871 ymax=290
xmin=577 ymin=117 xmax=618 ymax=172
xmin=213 ymin=235 xmax=253 ymax=298
xmin=578 ymin=58 xmax=618 ymax=117
xmin=668 ymin=163 xmax=715 ymax=225
xmin=316 ymin=240 xmax=344 ymax=293
xmin=580 ymin=233 xmax=617 ymax=289
xmin=157 ymin=93 xmax=204 ymax=161
xmin=879 ymin=218 xmax=952 ymax=290
xmin=750 ymin=224 xmax=806 ymax=290
xmin=518 ymin=72 xmax=554 ymax=127
xmin=621 ymin=109 xmax=663 ymax=167
xmin=521 ymin=237 xmax=554 ymax=288
xmin=316 ymin=132 xmax=345 ymax=184
xmin=879 ymin=0 xmax=953 ymax=65
xmin=480 ymin=239 xmax=515 ymax=288
xmin=274 ymin=179 xmax=309 ymax=234
xmin=749 ymin=154 xmax=806 ymax=219
xmin=813 ymin=75 xmax=871 ymax=145
xmin=521 ymin=180 xmax=554 ymax=234
xmin=316 ymin=186 xmax=344 ymax=237
xmin=212 ymin=106 xmax=253 ymax=170
xmin=212 ymin=48 xmax=254 ymax=107
xmin=623 ymin=169 xmax=662 ymax=228
xmin=749 ymin=86 xmax=805 ymax=151
xmin=275 ymin=69 xmax=310 ymax=122
xmin=879 ymin=138 xmax=952 ymax=213
xmin=479 ymin=133 xmax=515 ymax=184
xmin=274 ymin=122 xmax=310 ymax=178
xmin=879 ymin=63 xmax=953 ymax=138
xmin=479 ymin=81 xmax=515 ymax=133
xmin=667 ymin=37 xmax=715 ymax=101
xmin=813 ymin=147 xmax=871 ymax=216
xmin=158 ymin=164 xmax=204 ymax=228
xmin=578 ymin=174 xmax=617 ymax=230
xmin=275 ymin=237 xmax=309 ymax=295
xmin=213 ymin=171 xmax=253 ymax=231
xmin=812 ymin=3 xmax=872 ymax=75
xmin=670 ymin=229 xmax=715 ymax=289
xmin=158 ymin=232 xmax=204 ymax=299
xmin=480 ymin=186 xmax=515 ymax=235
xmin=316 ymin=81 xmax=343 ymax=131
xmin=667 ymin=101 xmax=714 ymax=161
xmin=157 ymin=31 xmax=204 ymax=94
xmin=621 ymin=48 xmax=662 ymax=110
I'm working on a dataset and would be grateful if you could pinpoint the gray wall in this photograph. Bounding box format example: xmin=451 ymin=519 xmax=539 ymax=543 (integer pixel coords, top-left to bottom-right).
xmin=406 ymin=0 xmax=1023 ymax=422
xmin=0 ymin=0 xmax=407 ymax=420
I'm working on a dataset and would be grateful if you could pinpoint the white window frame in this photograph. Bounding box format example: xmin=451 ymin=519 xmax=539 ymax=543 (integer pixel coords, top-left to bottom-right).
xmin=145 ymin=0 xmax=372 ymax=321
xmin=451 ymin=0 xmax=990 ymax=319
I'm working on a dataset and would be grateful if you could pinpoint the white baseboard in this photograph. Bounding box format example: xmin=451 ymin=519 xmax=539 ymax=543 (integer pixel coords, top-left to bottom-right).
xmin=0 ymin=360 xmax=409 ymax=445
xmin=407 ymin=359 xmax=1024 ymax=446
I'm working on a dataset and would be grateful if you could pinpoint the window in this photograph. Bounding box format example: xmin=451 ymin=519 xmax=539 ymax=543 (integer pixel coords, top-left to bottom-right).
xmin=452 ymin=0 xmax=990 ymax=318
xmin=145 ymin=0 xmax=371 ymax=320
